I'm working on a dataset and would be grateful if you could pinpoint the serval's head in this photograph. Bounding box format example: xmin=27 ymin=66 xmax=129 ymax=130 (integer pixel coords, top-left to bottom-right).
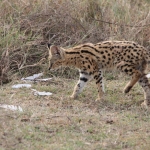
xmin=47 ymin=44 xmax=65 ymax=70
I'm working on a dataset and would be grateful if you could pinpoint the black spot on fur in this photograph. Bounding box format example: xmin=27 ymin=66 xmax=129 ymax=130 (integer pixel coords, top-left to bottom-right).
xmin=80 ymin=77 xmax=88 ymax=82
xmin=103 ymin=55 xmax=106 ymax=59
xmin=96 ymin=77 xmax=102 ymax=84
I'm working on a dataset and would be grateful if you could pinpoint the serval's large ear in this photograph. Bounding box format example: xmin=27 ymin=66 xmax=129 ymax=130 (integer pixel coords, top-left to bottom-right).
xmin=47 ymin=43 xmax=52 ymax=49
xmin=47 ymin=44 xmax=65 ymax=59
xmin=47 ymin=44 xmax=61 ymax=56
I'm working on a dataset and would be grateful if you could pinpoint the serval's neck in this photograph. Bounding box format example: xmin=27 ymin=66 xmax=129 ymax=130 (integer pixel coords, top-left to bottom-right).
xmin=61 ymin=48 xmax=81 ymax=67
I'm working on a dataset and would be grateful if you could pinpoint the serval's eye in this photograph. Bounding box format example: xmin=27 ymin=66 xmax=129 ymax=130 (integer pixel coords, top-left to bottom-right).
xmin=48 ymin=62 xmax=53 ymax=70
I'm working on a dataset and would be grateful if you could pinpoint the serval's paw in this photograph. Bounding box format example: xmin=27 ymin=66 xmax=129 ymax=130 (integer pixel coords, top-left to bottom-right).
xmin=70 ymin=94 xmax=77 ymax=100
xmin=95 ymin=95 xmax=105 ymax=102
xmin=123 ymin=86 xmax=132 ymax=93
xmin=141 ymin=101 xmax=148 ymax=109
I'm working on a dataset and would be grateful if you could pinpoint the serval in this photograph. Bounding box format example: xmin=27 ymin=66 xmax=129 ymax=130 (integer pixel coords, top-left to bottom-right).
xmin=47 ymin=41 xmax=150 ymax=108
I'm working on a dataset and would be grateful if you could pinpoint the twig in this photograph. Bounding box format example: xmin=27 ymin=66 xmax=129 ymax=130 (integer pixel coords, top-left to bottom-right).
xmin=19 ymin=58 xmax=46 ymax=70
xmin=92 ymin=19 xmax=150 ymax=28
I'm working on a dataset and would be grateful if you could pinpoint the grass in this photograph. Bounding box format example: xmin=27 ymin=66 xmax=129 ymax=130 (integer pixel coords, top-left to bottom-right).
xmin=0 ymin=0 xmax=150 ymax=83
xmin=1 ymin=0 xmax=150 ymax=149
xmin=1 ymin=72 xmax=150 ymax=150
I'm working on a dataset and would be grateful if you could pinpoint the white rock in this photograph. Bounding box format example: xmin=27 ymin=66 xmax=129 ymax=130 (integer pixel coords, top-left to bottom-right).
xmin=21 ymin=73 xmax=43 ymax=81
xmin=36 ymin=78 xmax=52 ymax=81
xmin=12 ymin=84 xmax=32 ymax=89
xmin=0 ymin=104 xmax=23 ymax=112
xmin=32 ymin=89 xmax=52 ymax=96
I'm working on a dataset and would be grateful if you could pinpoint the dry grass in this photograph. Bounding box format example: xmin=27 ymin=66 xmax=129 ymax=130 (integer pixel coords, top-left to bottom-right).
xmin=0 ymin=73 xmax=150 ymax=150
xmin=0 ymin=0 xmax=150 ymax=83
xmin=0 ymin=1 xmax=150 ymax=149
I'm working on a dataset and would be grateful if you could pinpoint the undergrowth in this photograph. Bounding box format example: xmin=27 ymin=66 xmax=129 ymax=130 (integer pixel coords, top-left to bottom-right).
xmin=0 ymin=0 xmax=150 ymax=83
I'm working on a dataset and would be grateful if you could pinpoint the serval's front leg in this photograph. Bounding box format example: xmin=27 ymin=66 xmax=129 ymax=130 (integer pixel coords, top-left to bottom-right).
xmin=70 ymin=70 xmax=91 ymax=99
xmin=93 ymin=70 xmax=105 ymax=101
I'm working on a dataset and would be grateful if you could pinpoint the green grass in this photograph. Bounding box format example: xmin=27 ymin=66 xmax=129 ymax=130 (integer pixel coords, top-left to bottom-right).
xmin=1 ymin=73 xmax=150 ymax=150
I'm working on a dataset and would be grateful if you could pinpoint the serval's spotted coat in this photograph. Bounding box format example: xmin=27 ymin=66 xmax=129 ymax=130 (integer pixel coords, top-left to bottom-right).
xmin=47 ymin=41 xmax=150 ymax=108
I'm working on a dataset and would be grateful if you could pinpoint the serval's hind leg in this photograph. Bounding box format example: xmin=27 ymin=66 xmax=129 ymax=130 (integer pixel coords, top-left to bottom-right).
xmin=138 ymin=75 xmax=150 ymax=108
xmin=137 ymin=60 xmax=150 ymax=108
xmin=116 ymin=61 xmax=142 ymax=93
xmin=123 ymin=70 xmax=142 ymax=93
